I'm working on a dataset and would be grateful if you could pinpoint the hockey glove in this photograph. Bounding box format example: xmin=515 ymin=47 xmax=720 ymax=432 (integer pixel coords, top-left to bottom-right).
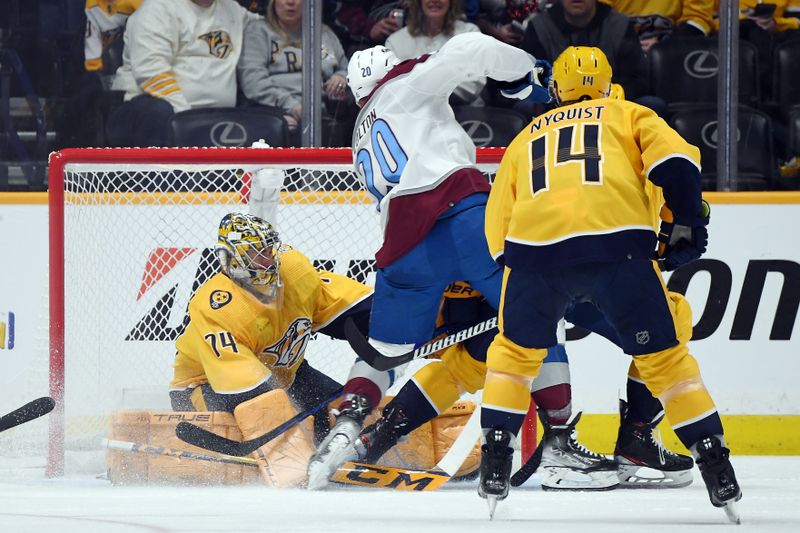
xmin=499 ymin=60 xmax=552 ymax=103
xmin=657 ymin=199 xmax=711 ymax=271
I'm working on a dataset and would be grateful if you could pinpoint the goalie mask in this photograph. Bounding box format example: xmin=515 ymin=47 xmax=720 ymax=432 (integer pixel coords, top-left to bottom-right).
xmin=216 ymin=213 xmax=283 ymax=304
xmin=347 ymin=45 xmax=400 ymax=103
xmin=550 ymin=46 xmax=612 ymax=105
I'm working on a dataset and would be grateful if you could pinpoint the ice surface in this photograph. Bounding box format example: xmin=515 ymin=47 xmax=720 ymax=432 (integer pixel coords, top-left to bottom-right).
xmin=0 ymin=457 xmax=798 ymax=532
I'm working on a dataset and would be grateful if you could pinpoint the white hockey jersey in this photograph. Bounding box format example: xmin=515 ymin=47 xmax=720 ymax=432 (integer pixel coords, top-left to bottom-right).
xmin=351 ymin=32 xmax=537 ymax=267
xmin=111 ymin=0 xmax=256 ymax=112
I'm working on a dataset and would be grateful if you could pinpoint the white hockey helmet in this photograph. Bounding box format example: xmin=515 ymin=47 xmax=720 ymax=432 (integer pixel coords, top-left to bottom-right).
xmin=347 ymin=46 xmax=400 ymax=103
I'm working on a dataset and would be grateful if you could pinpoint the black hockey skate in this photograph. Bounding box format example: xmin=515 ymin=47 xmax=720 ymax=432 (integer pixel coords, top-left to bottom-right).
xmin=478 ymin=428 xmax=514 ymax=520
xmin=535 ymin=410 xmax=619 ymax=491
xmin=615 ymin=400 xmax=694 ymax=489
xmin=307 ymin=394 xmax=371 ymax=490
xmin=353 ymin=404 xmax=410 ymax=463
xmin=694 ymin=436 xmax=742 ymax=524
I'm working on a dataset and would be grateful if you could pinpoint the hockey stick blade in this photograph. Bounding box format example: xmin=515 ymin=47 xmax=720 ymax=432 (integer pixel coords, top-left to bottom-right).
xmin=331 ymin=407 xmax=481 ymax=491
xmin=344 ymin=316 xmax=498 ymax=371
xmin=175 ymin=386 xmax=344 ymax=456
xmin=510 ymin=440 xmax=544 ymax=487
xmin=0 ymin=396 xmax=56 ymax=433
xmin=332 ymin=461 xmax=451 ymax=491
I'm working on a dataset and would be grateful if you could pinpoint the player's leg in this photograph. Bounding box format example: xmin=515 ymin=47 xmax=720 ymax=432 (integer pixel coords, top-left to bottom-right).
xmin=307 ymin=296 xmax=415 ymax=489
xmin=355 ymin=341 xmax=485 ymax=463
xmin=531 ymin=338 xmax=619 ymax=491
xmin=566 ymin=298 xmax=693 ymax=487
xmin=592 ymin=259 xmax=741 ymax=509
xmin=480 ymin=266 xmax=570 ymax=502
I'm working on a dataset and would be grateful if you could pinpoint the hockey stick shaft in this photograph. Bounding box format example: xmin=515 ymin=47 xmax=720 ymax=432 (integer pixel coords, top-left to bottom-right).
xmin=102 ymin=438 xmax=259 ymax=467
xmin=509 ymin=440 xmax=544 ymax=487
xmin=175 ymin=386 xmax=344 ymax=456
xmin=344 ymin=316 xmax=498 ymax=371
xmin=0 ymin=396 xmax=56 ymax=432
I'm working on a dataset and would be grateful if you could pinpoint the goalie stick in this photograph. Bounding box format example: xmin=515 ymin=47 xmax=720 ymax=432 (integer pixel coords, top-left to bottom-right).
xmin=102 ymin=438 xmax=259 ymax=467
xmin=343 ymin=316 xmax=498 ymax=371
xmin=175 ymin=387 xmax=344 ymax=456
xmin=0 ymin=397 xmax=56 ymax=433
xmin=104 ymin=430 xmax=480 ymax=492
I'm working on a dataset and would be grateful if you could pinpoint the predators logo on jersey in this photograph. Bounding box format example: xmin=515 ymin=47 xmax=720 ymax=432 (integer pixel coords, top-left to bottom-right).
xmin=261 ymin=317 xmax=313 ymax=368
xmin=209 ymin=290 xmax=232 ymax=310
xmin=199 ymin=30 xmax=233 ymax=59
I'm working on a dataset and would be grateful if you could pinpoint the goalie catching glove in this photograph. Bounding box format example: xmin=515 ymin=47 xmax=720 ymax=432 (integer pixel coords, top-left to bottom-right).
xmin=499 ymin=59 xmax=552 ymax=103
xmin=657 ymin=199 xmax=711 ymax=271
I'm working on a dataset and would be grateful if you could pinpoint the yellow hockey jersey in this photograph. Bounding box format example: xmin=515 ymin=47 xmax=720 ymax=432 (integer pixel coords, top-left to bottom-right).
xmin=602 ymin=0 xmax=714 ymax=34
xmin=84 ymin=0 xmax=142 ymax=71
xmin=171 ymin=248 xmax=372 ymax=393
xmin=486 ymin=98 xmax=700 ymax=271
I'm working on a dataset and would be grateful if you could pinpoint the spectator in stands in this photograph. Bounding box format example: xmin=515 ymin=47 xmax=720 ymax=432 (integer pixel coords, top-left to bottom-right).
xmin=107 ymin=0 xmax=256 ymax=147
xmin=787 ymin=0 xmax=800 ymax=19
xmin=238 ymin=0 xmax=353 ymax=146
xmin=329 ymin=1 xmax=406 ymax=56
xmin=84 ymin=0 xmax=142 ymax=84
xmin=601 ymin=0 xmax=714 ymax=53
xmin=238 ymin=0 xmax=268 ymax=14
xmin=475 ymin=0 xmax=538 ymax=45
xmin=386 ymin=0 xmax=486 ymax=106
xmin=519 ymin=0 xmax=666 ymax=114
xmin=733 ymin=1 xmax=800 ymax=89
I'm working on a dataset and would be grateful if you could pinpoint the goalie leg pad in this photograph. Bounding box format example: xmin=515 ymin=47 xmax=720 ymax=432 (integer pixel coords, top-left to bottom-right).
xmin=233 ymin=389 xmax=316 ymax=487
xmin=107 ymin=410 xmax=259 ymax=485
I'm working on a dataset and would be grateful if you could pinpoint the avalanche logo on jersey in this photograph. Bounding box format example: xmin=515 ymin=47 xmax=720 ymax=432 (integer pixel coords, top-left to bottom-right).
xmin=199 ymin=30 xmax=233 ymax=59
xmin=209 ymin=290 xmax=232 ymax=310
xmin=261 ymin=317 xmax=312 ymax=368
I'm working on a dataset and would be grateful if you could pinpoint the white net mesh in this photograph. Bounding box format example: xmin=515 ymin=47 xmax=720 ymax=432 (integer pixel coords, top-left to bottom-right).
xmin=40 ymin=147 xmax=501 ymax=476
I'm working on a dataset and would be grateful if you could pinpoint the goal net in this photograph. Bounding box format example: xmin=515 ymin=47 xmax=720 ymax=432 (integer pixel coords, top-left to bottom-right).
xmin=36 ymin=146 xmax=506 ymax=477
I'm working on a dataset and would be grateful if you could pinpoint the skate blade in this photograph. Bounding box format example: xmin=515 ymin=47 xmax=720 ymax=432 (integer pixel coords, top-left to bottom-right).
xmin=617 ymin=465 xmax=693 ymax=489
xmin=723 ymin=501 xmax=741 ymax=525
xmin=540 ymin=466 xmax=619 ymax=491
xmin=306 ymin=460 xmax=331 ymax=491
xmin=486 ymin=496 xmax=498 ymax=520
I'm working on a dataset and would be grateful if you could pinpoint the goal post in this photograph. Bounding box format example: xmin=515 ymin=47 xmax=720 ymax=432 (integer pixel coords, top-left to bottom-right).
xmin=44 ymin=146 xmax=534 ymax=478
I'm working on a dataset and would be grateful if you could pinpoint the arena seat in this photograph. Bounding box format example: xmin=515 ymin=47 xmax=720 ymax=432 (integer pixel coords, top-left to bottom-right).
xmin=670 ymin=105 xmax=774 ymax=190
xmin=166 ymin=106 xmax=289 ymax=148
xmin=772 ymin=38 xmax=800 ymax=113
xmin=790 ymin=108 xmax=800 ymax=157
xmin=452 ymin=106 xmax=529 ymax=147
xmin=648 ymin=38 xmax=759 ymax=109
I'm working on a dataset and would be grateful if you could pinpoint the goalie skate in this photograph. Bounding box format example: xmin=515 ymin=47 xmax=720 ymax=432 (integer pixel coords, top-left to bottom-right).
xmin=537 ymin=411 xmax=619 ymax=491
xmin=306 ymin=395 xmax=368 ymax=490
xmin=615 ymin=400 xmax=694 ymax=489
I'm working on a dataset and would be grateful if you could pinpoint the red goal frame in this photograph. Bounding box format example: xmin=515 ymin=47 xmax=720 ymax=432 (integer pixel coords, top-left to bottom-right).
xmin=46 ymin=146 xmax=528 ymax=478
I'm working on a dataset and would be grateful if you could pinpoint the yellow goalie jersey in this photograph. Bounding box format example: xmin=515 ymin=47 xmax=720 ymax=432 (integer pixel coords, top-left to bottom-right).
xmin=171 ymin=248 xmax=372 ymax=393
xmin=486 ymin=98 xmax=700 ymax=272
